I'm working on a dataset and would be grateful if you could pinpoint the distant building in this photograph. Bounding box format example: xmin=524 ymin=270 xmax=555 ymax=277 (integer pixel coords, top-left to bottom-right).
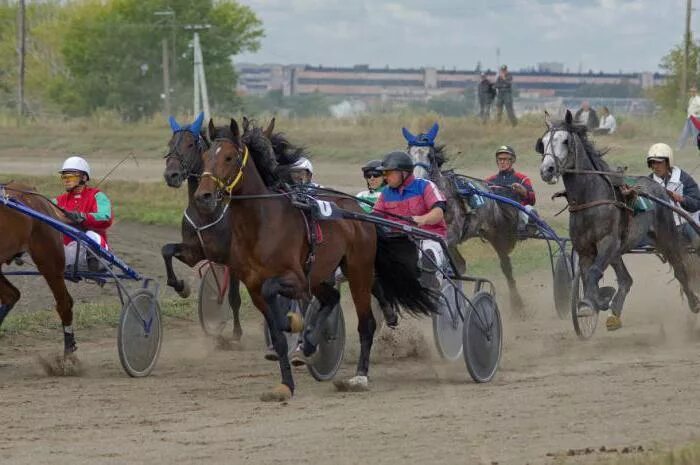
xmin=233 ymin=63 xmax=665 ymax=101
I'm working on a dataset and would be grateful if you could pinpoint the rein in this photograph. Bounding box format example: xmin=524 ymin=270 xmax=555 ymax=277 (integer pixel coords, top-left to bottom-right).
xmin=0 ymin=183 xmax=69 ymax=217
xmin=164 ymin=130 xmax=207 ymax=179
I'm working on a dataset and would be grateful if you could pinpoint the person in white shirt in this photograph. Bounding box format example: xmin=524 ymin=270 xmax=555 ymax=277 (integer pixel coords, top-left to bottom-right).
xmin=593 ymin=106 xmax=617 ymax=135
xmin=688 ymin=86 xmax=700 ymax=117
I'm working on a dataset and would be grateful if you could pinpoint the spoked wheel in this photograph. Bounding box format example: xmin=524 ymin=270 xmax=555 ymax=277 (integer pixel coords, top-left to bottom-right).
xmin=432 ymin=279 xmax=465 ymax=361
xmin=118 ymin=288 xmax=163 ymax=378
xmin=462 ymin=291 xmax=502 ymax=383
xmin=553 ymin=250 xmax=574 ymax=319
xmin=262 ymin=297 xmax=302 ymax=356
xmin=571 ymin=271 xmax=599 ymax=339
xmin=306 ymin=300 xmax=346 ymax=382
xmin=197 ymin=263 xmax=232 ymax=337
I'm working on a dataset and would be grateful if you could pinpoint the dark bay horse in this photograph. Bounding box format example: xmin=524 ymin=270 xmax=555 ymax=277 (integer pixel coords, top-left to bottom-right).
xmin=194 ymin=118 xmax=439 ymax=401
xmin=162 ymin=113 xmax=244 ymax=342
xmin=0 ymin=182 xmax=77 ymax=354
xmin=538 ymin=110 xmax=700 ymax=329
xmin=404 ymin=124 xmax=525 ymax=312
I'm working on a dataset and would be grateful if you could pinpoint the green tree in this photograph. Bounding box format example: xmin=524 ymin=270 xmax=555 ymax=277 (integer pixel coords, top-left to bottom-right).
xmin=651 ymin=41 xmax=700 ymax=114
xmin=57 ymin=0 xmax=263 ymax=119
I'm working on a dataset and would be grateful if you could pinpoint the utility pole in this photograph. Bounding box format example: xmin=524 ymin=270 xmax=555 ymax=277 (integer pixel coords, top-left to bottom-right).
xmin=681 ymin=0 xmax=692 ymax=107
xmin=17 ymin=0 xmax=26 ymax=124
xmin=162 ymin=39 xmax=171 ymax=116
xmin=185 ymin=24 xmax=211 ymax=120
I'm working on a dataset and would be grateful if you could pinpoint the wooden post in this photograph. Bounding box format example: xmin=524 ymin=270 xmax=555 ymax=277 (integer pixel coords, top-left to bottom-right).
xmin=162 ymin=39 xmax=170 ymax=116
xmin=681 ymin=0 xmax=692 ymax=108
xmin=17 ymin=0 xmax=26 ymax=124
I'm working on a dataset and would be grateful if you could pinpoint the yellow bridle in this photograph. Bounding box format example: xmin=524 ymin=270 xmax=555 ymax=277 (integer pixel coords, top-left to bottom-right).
xmin=201 ymin=145 xmax=249 ymax=196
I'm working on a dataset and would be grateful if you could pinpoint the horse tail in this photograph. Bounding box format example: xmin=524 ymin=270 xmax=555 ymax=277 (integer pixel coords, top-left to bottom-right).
xmin=373 ymin=231 xmax=440 ymax=317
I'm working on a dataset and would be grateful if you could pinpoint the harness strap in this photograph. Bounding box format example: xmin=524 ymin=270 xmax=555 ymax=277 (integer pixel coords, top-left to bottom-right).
xmin=183 ymin=203 xmax=230 ymax=252
xmin=201 ymin=146 xmax=250 ymax=195
xmin=568 ymin=199 xmax=632 ymax=213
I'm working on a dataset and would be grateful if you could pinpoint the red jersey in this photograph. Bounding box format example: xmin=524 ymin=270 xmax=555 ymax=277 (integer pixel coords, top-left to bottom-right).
xmin=55 ymin=186 xmax=113 ymax=245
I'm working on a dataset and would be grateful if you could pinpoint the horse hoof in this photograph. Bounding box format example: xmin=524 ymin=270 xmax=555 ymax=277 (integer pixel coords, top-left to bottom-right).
xmin=260 ymin=384 xmax=292 ymax=402
xmin=287 ymin=312 xmax=304 ymax=333
xmin=176 ymin=281 xmax=191 ymax=298
xmin=37 ymin=353 xmax=83 ymax=377
xmin=333 ymin=375 xmax=370 ymax=392
xmin=577 ymin=303 xmax=596 ymax=318
xmin=264 ymin=348 xmax=279 ymax=362
xmin=290 ymin=347 xmax=310 ymax=367
xmin=606 ymin=315 xmax=622 ymax=331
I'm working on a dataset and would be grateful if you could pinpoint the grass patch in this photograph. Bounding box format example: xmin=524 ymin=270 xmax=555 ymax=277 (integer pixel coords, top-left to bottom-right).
xmin=589 ymin=440 xmax=700 ymax=465
xmin=0 ymin=174 xmax=187 ymax=226
xmin=0 ymin=297 xmax=198 ymax=336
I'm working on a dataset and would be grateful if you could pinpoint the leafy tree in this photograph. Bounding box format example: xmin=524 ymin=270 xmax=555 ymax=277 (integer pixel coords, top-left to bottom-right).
xmin=56 ymin=0 xmax=263 ymax=119
xmin=651 ymin=41 xmax=700 ymax=114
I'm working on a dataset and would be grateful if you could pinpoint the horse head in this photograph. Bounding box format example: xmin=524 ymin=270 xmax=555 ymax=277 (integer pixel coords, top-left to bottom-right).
xmin=164 ymin=112 xmax=206 ymax=188
xmin=537 ymin=110 xmax=575 ymax=185
xmin=403 ymin=122 xmax=440 ymax=179
xmin=195 ymin=118 xmax=246 ymax=213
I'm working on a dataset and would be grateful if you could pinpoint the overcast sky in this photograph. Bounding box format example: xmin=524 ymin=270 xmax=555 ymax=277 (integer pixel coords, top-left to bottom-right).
xmin=235 ymin=0 xmax=686 ymax=73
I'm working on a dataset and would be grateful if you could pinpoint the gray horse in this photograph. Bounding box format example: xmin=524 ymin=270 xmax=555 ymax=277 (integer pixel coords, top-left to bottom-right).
xmin=404 ymin=125 xmax=525 ymax=313
xmin=538 ymin=110 xmax=700 ymax=330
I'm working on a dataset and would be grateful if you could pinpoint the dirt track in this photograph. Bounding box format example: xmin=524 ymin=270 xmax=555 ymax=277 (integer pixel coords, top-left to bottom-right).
xmin=2 ymin=231 xmax=700 ymax=465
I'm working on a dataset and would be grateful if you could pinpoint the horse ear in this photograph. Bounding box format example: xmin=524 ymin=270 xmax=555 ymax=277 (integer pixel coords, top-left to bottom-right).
xmin=191 ymin=112 xmax=204 ymax=135
xmin=230 ymin=118 xmax=241 ymax=144
xmin=402 ymin=127 xmax=415 ymax=143
xmin=208 ymin=118 xmax=216 ymax=140
xmin=168 ymin=116 xmax=181 ymax=132
xmin=565 ymin=109 xmax=573 ymax=125
xmin=544 ymin=110 xmax=552 ymax=129
xmin=242 ymin=116 xmax=250 ymax=133
xmin=427 ymin=122 xmax=439 ymax=140
xmin=264 ymin=117 xmax=276 ymax=138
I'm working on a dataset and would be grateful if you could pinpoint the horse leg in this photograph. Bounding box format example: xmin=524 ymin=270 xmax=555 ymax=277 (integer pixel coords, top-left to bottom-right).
xmin=302 ymin=281 xmax=340 ymax=356
xmin=665 ymin=248 xmax=700 ymax=313
xmin=608 ymin=258 xmax=633 ymax=319
xmin=227 ymin=275 xmax=243 ymax=342
xmin=259 ymin=276 xmax=299 ymax=401
xmin=161 ymin=242 xmax=200 ymax=298
xmin=582 ymin=237 xmax=620 ymax=328
xmin=32 ymin=253 xmax=75 ymax=353
xmin=495 ymin=246 xmax=524 ymax=314
xmin=0 ymin=271 xmax=21 ymax=328
xmin=337 ymin=255 xmax=375 ymax=391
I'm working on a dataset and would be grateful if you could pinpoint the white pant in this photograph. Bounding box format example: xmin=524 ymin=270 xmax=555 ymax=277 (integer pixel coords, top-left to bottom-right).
xmin=518 ymin=205 xmax=537 ymax=227
xmin=64 ymin=231 xmax=104 ymax=269
xmin=420 ymin=239 xmax=446 ymax=270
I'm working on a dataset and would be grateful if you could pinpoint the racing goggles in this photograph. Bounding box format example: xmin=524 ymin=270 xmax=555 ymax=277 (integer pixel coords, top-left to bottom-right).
xmin=60 ymin=172 xmax=82 ymax=182
xmin=363 ymin=171 xmax=383 ymax=179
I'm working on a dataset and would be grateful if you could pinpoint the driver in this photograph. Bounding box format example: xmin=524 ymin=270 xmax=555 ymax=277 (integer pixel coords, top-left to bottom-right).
xmin=646 ymin=143 xmax=700 ymax=246
xmin=373 ymin=151 xmax=447 ymax=289
xmin=357 ymin=159 xmax=385 ymax=213
xmin=486 ymin=145 xmax=537 ymax=233
xmin=288 ymin=157 xmax=315 ymax=186
xmin=55 ymin=155 xmax=113 ymax=272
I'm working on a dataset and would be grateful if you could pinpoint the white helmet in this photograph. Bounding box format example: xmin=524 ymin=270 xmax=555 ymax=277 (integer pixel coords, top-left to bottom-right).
xmin=646 ymin=143 xmax=674 ymax=167
xmin=60 ymin=156 xmax=91 ymax=180
xmin=290 ymin=157 xmax=313 ymax=174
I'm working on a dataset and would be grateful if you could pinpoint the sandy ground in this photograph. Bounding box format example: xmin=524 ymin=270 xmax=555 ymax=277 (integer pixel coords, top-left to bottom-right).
xmin=2 ymin=153 xmax=700 ymax=465
xmin=1 ymin=226 xmax=700 ymax=465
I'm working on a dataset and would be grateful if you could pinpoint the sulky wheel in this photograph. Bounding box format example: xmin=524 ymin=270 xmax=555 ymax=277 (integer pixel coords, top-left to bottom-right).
xmin=197 ymin=263 xmax=232 ymax=337
xmin=553 ymin=249 xmax=575 ymax=319
xmin=432 ymin=279 xmax=465 ymax=361
xmin=306 ymin=300 xmax=346 ymax=382
xmin=118 ymin=288 xmax=163 ymax=378
xmin=462 ymin=291 xmax=502 ymax=383
xmin=571 ymin=270 xmax=599 ymax=339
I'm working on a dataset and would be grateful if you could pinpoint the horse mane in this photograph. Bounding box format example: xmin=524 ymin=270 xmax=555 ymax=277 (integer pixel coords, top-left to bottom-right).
xmin=268 ymin=131 xmax=309 ymax=166
xmin=555 ymin=120 xmax=610 ymax=172
xmin=211 ymin=123 xmax=280 ymax=187
xmin=432 ymin=144 xmax=448 ymax=168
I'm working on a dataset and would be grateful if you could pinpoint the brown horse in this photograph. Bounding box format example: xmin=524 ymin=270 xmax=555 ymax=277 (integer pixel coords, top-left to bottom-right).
xmin=194 ymin=119 xmax=439 ymax=401
xmin=0 ymin=182 xmax=76 ymax=354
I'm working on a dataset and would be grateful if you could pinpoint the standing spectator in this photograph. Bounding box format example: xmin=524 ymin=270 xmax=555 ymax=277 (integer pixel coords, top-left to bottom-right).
xmin=688 ymin=86 xmax=700 ymax=117
xmin=478 ymin=72 xmax=496 ymax=124
xmin=494 ymin=65 xmax=518 ymax=127
xmin=593 ymin=106 xmax=617 ymax=135
xmin=676 ymin=86 xmax=700 ymax=149
xmin=574 ymin=101 xmax=599 ymax=130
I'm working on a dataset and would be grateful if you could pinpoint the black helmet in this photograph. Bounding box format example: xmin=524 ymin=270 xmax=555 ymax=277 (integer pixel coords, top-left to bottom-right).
xmin=361 ymin=159 xmax=383 ymax=173
xmin=495 ymin=145 xmax=516 ymax=161
xmin=377 ymin=151 xmax=414 ymax=172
